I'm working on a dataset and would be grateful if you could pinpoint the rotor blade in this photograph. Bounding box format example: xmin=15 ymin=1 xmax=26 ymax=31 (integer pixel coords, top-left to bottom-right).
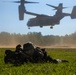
xmin=3 ymin=1 xmax=20 ymax=3
xmin=46 ymin=4 xmax=68 ymax=10
xmin=63 ymin=7 xmax=68 ymax=9
xmin=46 ymin=4 xmax=57 ymax=9
xmin=53 ymin=7 xmax=68 ymax=10
xmin=24 ymin=1 xmax=39 ymax=4
xmin=3 ymin=1 xmax=39 ymax=4
xmin=11 ymin=1 xmax=20 ymax=3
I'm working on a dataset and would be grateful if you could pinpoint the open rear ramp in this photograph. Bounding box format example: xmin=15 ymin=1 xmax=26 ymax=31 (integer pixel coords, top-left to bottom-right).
xmin=71 ymin=6 xmax=76 ymax=19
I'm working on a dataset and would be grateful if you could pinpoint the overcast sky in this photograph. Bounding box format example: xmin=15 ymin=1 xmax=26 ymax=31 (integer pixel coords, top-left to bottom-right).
xmin=0 ymin=0 xmax=76 ymax=35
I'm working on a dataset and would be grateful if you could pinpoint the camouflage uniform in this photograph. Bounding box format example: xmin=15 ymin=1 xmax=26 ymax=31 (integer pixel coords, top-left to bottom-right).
xmin=15 ymin=44 xmax=23 ymax=53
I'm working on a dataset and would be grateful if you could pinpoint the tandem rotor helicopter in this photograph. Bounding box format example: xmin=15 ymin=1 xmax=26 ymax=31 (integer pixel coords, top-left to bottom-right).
xmin=26 ymin=3 xmax=76 ymax=29
xmin=5 ymin=0 xmax=76 ymax=29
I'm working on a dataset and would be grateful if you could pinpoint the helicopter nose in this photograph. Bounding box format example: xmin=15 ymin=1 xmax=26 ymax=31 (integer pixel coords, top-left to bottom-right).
xmin=27 ymin=20 xmax=31 ymax=26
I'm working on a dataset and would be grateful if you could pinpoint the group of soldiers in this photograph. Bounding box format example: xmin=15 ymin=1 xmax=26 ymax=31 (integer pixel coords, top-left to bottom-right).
xmin=4 ymin=42 xmax=68 ymax=65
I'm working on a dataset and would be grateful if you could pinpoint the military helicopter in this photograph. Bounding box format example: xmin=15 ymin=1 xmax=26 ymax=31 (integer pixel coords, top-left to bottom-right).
xmin=4 ymin=1 xmax=76 ymax=29
xmin=25 ymin=3 xmax=76 ymax=29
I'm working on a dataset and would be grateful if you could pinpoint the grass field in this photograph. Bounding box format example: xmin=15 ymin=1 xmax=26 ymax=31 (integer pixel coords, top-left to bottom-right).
xmin=0 ymin=48 xmax=76 ymax=75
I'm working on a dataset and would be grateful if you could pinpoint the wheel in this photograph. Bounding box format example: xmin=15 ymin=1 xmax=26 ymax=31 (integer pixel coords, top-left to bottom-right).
xmin=50 ymin=26 xmax=53 ymax=29
xmin=40 ymin=26 xmax=43 ymax=28
xmin=28 ymin=27 xmax=30 ymax=29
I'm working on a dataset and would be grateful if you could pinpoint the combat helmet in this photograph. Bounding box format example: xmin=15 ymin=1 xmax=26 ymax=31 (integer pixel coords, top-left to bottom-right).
xmin=23 ymin=42 xmax=35 ymax=56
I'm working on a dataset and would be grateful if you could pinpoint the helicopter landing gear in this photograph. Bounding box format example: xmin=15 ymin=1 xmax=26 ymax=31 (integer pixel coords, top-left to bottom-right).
xmin=40 ymin=26 xmax=43 ymax=28
xmin=50 ymin=26 xmax=53 ymax=29
xmin=28 ymin=27 xmax=30 ymax=29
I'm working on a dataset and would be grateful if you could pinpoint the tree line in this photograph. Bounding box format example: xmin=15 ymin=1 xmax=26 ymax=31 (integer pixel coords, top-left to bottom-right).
xmin=0 ymin=32 xmax=76 ymax=47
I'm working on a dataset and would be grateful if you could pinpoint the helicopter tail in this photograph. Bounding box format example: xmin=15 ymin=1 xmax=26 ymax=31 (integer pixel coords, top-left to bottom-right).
xmin=71 ymin=6 xmax=76 ymax=19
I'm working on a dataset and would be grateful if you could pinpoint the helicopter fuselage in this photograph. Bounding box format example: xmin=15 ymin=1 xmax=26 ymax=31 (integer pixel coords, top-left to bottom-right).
xmin=27 ymin=13 xmax=68 ymax=28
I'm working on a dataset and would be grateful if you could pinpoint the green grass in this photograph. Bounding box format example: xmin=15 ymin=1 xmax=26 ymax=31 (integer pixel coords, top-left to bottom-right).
xmin=0 ymin=48 xmax=76 ymax=75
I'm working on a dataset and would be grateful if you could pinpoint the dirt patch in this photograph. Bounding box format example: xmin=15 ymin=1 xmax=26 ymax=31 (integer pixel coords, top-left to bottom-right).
xmin=0 ymin=45 xmax=15 ymax=48
xmin=37 ymin=45 xmax=76 ymax=49
xmin=0 ymin=45 xmax=76 ymax=49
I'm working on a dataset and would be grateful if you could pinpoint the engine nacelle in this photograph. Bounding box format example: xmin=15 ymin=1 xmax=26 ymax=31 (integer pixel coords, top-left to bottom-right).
xmin=71 ymin=6 xmax=76 ymax=19
xmin=18 ymin=5 xmax=25 ymax=20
